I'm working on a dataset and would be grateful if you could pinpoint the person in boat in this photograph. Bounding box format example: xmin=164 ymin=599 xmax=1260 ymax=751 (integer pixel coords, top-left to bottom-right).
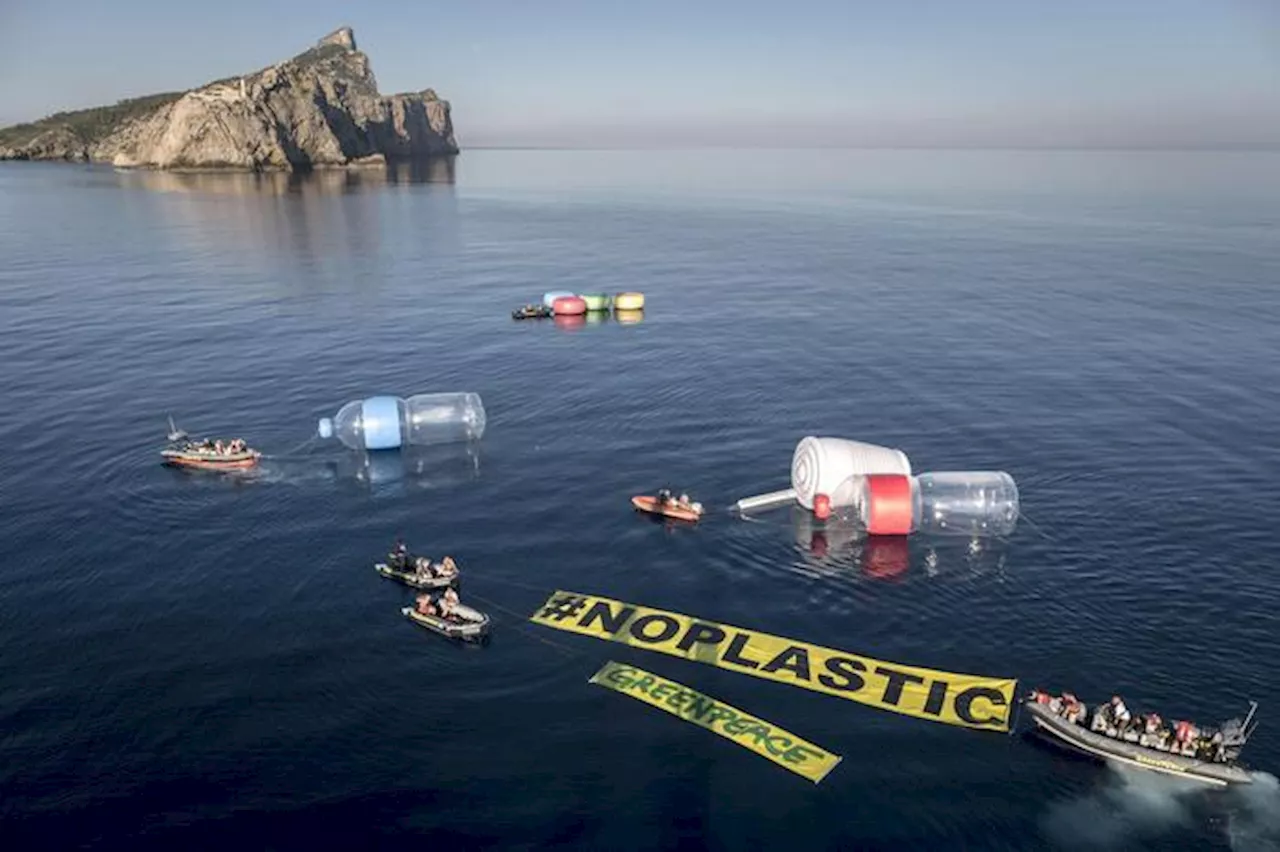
xmin=1146 ymin=711 xmax=1167 ymax=741
xmin=1061 ymin=692 xmax=1085 ymax=725
xmin=1209 ymin=730 xmax=1227 ymax=763
xmin=1110 ymin=695 xmax=1132 ymax=733
xmin=1028 ymin=688 xmax=1063 ymax=715
xmin=413 ymin=556 xmax=434 ymax=580
xmin=439 ymin=586 xmax=461 ymax=619
xmin=657 ymin=488 xmax=674 ymax=506
xmin=1174 ymin=720 xmax=1198 ymax=755
xmin=389 ymin=539 xmax=409 ymax=570
xmin=214 ymin=439 xmax=225 ymax=454
xmin=415 ymin=593 xmax=437 ymax=617
xmin=437 ymin=556 xmax=458 ymax=578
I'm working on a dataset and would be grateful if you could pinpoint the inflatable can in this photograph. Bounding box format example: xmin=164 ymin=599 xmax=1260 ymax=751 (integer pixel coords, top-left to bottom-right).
xmin=790 ymin=436 xmax=912 ymax=510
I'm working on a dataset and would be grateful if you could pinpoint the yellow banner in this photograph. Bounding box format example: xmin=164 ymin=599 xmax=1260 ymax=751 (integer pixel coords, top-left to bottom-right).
xmin=533 ymin=590 xmax=1017 ymax=731
xmin=590 ymin=660 xmax=842 ymax=783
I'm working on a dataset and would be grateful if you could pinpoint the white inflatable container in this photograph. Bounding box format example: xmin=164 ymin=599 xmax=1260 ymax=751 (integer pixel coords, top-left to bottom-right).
xmin=790 ymin=436 xmax=912 ymax=510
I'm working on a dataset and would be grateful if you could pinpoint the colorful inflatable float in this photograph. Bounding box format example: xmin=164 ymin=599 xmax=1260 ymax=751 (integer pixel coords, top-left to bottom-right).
xmin=613 ymin=291 xmax=645 ymax=311
xmin=552 ymin=295 xmax=588 ymax=316
xmin=542 ymin=290 xmax=575 ymax=308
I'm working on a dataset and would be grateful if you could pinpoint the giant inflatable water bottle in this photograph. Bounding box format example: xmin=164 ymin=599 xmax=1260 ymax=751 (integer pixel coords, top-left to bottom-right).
xmin=856 ymin=471 xmax=1019 ymax=537
xmin=317 ymin=393 xmax=486 ymax=451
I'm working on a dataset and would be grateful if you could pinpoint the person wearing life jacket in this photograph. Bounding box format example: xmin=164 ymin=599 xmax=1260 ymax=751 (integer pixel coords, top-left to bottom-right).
xmin=437 ymin=556 xmax=458 ymax=578
xmin=1062 ymin=692 xmax=1084 ymax=724
xmin=413 ymin=556 xmax=434 ymax=581
xmin=440 ymin=586 xmax=460 ymax=619
xmin=1174 ymin=720 xmax=1197 ymax=753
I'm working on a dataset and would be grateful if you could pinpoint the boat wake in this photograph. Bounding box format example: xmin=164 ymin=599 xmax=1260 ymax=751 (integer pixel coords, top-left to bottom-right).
xmin=1041 ymin=766 xmax=1280 ymax=850
xmin=1226 ymin=772 xmax=1280 ymax=852
xmin=1041 ymin=765 xmax=1201 ymax=849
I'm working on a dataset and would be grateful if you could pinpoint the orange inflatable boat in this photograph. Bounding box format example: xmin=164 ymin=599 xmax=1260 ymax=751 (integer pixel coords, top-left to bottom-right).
xmin=632 ymin=495 xmax=704 ymax=522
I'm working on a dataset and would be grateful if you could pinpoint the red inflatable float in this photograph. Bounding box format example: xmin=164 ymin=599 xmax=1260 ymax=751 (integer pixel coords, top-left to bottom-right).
xmin=863 ymin=474 xmax=915 ymax=536
xmin=552 ymin=296 xmax=587 ymax=316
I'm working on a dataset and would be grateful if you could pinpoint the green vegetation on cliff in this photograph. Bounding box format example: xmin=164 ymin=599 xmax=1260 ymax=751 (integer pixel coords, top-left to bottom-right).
xmin=0 ymin=92 xmax=184 ymax=150
xmin=0 ymin=43 xmax=349 ymax=151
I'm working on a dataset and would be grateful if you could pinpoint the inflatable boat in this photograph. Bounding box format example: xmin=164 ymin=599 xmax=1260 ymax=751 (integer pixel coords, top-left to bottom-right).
xmin=632 ymin=495 xmax=703 ymax=523
xmin=512 ymin=304 xmax=553 ymax=320
xmin=161 ymin=419 xmax=260 ymax=470
xmin=161 ymin=446 xmax=260 ymax=470
xmin=401 ymin=603 xmax=490 ymax=643
xmin=375 ymin=561 xmax=459 ymax=590
xmin=1024 ymin=696 xmax=1258 ymax=786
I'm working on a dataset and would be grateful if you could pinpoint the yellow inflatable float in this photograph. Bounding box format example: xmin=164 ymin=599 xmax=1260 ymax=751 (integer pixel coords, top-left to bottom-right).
xmin=613 ymin=292 xmax=645 ymax=311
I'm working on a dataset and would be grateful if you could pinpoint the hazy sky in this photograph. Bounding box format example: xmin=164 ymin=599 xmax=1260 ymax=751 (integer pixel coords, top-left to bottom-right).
xmin=1 ymin=0 xmax=1277 ymax=147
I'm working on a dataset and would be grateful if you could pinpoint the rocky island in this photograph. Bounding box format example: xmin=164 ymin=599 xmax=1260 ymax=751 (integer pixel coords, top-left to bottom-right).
xmin=0 ymin=27 xmax=458 ymax=170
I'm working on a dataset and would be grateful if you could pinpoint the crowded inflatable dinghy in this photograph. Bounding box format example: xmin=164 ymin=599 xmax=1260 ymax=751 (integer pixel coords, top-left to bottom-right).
xmin=377 ymin=541 xmax=460 ymax=589
xmin=1024 ymin=689 xmax=1259 ymax=786
xmin=160 ymin=418 xmax=260 ymax=470
xmin=401 ymin=589 xmax=489 ymax=643
xmin=376 ymin=558 xmax=459 ymax=590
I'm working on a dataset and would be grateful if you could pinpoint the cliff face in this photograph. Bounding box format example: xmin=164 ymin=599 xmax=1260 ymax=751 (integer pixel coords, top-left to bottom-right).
xmin=0 ymin=27 xmax=458 ymax=170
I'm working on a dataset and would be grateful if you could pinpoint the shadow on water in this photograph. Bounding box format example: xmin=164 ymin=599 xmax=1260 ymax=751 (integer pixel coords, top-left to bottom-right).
xmin=112 ymin=156 xmax=457 ymax=195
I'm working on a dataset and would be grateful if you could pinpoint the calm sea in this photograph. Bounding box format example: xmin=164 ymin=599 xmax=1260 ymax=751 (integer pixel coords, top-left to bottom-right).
xmin=1 ymin=150 xmax=1278 ymax=851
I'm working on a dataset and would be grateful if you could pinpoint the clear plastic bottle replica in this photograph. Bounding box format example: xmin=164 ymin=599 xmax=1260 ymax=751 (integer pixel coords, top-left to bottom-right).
xmin=855 ymin=471 xmax=1019 ymax=537
xmin=317 ymin=393 xmax=486 ymax=451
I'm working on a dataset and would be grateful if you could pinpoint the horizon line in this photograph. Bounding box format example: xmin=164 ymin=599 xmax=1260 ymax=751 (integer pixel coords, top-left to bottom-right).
xmin=457 ymin=143 xmax=1280 ymax=153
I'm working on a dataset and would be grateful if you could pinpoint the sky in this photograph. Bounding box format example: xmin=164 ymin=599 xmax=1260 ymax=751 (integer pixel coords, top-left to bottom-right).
xmin=1 ymin=0 xmax=1277 ymax=147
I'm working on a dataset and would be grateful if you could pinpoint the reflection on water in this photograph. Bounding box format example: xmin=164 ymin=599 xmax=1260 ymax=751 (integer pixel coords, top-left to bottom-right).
xmin=549 ymin=311 xmax=638 ymax=330
xmin=114 ymin=157 xmax=457 ymax=195
xmin=324 ymin=442 xmax=481 ymax=496
xmin=108 ymin=157 xmax=460 ymax=277
xmin=919 ymin=537 xmax=1009 ymax=580
xmin=790 ymin=506 xmax=1009 ymax=581
xmin=553 ymin=314 xmax=586 ymax=331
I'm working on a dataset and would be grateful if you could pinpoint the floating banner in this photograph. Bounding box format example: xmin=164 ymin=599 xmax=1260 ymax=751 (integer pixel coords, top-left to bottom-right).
xmin=589 ymin=660 xmax=842 ymax=783
xmin=533 ymin=590 xmax=1017 ymax=731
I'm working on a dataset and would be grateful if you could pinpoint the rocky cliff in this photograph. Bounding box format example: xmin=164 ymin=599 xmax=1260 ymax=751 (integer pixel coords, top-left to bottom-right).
xmin=0 ymin=27 xmax=458 ymax=170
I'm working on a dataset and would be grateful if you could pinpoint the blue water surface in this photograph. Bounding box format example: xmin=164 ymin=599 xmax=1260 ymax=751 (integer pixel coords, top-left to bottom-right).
xmin=1 ymin=149 xmax=1279 ymax=851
